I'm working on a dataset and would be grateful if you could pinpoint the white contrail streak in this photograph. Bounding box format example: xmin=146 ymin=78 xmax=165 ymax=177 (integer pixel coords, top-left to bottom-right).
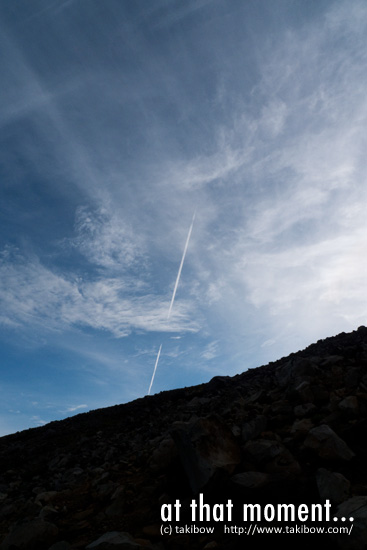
xmin=148 ymin=343 xmax=162 ymax=396
xmin=147 ymin=211 xmax=196 ymax=395
xmin=167 ymin=210 xmax=196 ymax=320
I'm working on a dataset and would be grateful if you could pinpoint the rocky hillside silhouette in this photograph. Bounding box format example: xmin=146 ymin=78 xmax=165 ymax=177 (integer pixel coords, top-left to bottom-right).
xmin=2 ymin=327 xmax=367 ymax=550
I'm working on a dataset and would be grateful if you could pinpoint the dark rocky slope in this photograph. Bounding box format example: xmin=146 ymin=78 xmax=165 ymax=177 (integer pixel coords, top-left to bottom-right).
xmin=2 ymin=327 xmax=367 ymax=549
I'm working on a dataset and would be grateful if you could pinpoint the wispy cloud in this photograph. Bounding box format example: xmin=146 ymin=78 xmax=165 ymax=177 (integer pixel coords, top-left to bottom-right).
xmin=166 ymin=0 xmax=367 ymax=360
xmin=200 ymin=341 xmax=219 ymax=361
xmin=72 ymin=205 xmax=145 ymax=272
xmin=64 ymin=404 xmax=87 ymax=413
xmin=0 ymin=247 xmax=198 ymax=337
xmin=150 ymin=0 xmax=215 ymax=30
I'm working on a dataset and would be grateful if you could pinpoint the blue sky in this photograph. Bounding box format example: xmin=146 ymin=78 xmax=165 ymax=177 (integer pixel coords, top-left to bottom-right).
xmin=1 ymin=0 xmax=367 ymax=436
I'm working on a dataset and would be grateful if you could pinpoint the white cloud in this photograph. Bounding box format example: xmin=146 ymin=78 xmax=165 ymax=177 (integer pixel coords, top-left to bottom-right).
xmin=175 ymin=0 xmax=367 ymax=360
xmin=259 ymin=100 xmax=287 ymax=139
xmin=200 ymin=341 xmax=219 ymax=361
xmin=0 ymin=247 xmax=199 ymax=338
xmin=151 ymin=0 xmax=215 ymax=30
xmin=64 ymin=404 xmax=87 ymax=412
xmin=72 ymin=206 xmax=144 ymax=271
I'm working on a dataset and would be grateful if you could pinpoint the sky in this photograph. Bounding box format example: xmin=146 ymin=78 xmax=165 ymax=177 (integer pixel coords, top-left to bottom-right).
xmin=1 ymin=0 xmax=367 ymax=436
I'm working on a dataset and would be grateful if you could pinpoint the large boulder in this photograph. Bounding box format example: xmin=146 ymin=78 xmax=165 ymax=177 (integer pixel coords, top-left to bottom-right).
xmin=171 ymin=416 xmax=241 ymax=493
xmin=241 ymin=415 xmax=267 ymax=442
xmin=331 ymin=496 xmax=367 ymax=549
xmin=243 ymin=438 xmax=301 ymax=475
xmin=275 ymin=358 xmax=320 ymax=389
xmin=303 ymin=425 xmax=355 ymax=461
xmin=231 ymin=471 xmax=271 ymax=490
xmin=0 ymin=519 xmax=58 ymax=550
xmin=86 ymin=531 xmax=145 ymax=549
xmin=316 ymin=468 xmax=350 ymax=504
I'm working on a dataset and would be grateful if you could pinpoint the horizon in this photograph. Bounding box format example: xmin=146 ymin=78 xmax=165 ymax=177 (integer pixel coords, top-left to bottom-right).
xmin=2 ymin=323 xmax=362 ymax=439
xmin=1 ymin=0 xmax=367 ymax=436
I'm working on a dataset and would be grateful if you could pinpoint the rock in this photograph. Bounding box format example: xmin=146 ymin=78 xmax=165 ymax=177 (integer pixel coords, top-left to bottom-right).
xmin=39 ymin=505 xmax=58 ymax=521
xmin=290 ymin=418 xmax=314 ymax=435
xmin=32 ymin=486 xmax=46 ymax=495
xmin=171 ymin=416 xmax=241 ymax=493
xmin=105 ymin=495 xmax=127 ymax=518
xmin=95 ymin=480 xmax=119 ymax=499
xmin=294 ymin=403 xmax=317 ymax=417
xmin=243 ymin=439 xmax=301 ymax=475
xmin=186 ymin=396 xmax=210 ymax=409
xmin=292 ymin=381 xmax=314 ymax=403
xmin=0 ymin=502 xmax=17 ymax=521
xmin=270 ymin=400 xmax=293 ymax=415
xmin=148 ymin=436 xmax=177 ymax=473
xmin=48 ymin=542 xmax=73 ymax=550
xmin=86 ymin=531 xmax=145 ymax=549
xmin=338 ymin=396 xmax=359 ymax=416
xmin=332 ymin=496 xmax=367 ymax=549
xmin=311 ymin=385 xmax=329 ymax=405
xmin=231 ymin=471 xmax=270 ymax=489
xmin=142 ymin=524 xmax=160 ymax=537
xmin=243 ymin=438 xmax=284 ymax=463
xmin=275 ymin=358 xmax=319 ymax=389
xmin=241 ymin=415 xmax=267 ymax=442
xmin=0 ymin=519 xmax=58 ymax=550
xmin=303 ymin=425 xmax=355 ymax=461
xmin=243 ymin=389 xmax=269 ymax=405
xmin=206 ymin=376 xmax=231 ymax=391
xmin=316 ymin=468 xmax=350 ymax=504
xmin=231 ymin=425 xmax=241 ymax=437
xmin=320 ymin=355 xmax=344 ymax=367
xmin=35 ymin=491 xmax=59 ymax=505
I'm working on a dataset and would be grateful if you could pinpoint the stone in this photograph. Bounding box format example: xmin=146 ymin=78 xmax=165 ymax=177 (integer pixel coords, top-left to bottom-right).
xmin=338 ymin=396 xmax=359 ymax=415
xmin=243 ymin=439 xmax=301 ymax=475
xmin=294 ymin=403 xmax=317 ymax=417
xmin=0 ymin=519 xmax=58 ymax=550
xmin=241 ymin=415 xmax=267 ymax=442
xmin=95 ymin=481 xmax=119 ymax=499
xmin=48 ymin=542 xmax=73 ymax=550
xmin=148 ymin=436 xmax=177 ymax=473
xmin=35 ymin=491 xmax=59 ymax=505
xmin=275 ymin=358 xmax=319 ymax=389
xmin=105 ymin=495 xmax=127 ymax=518
xmin=293 ymin=381 xmax=314 ymax=403
xmin=86 ymin=531 xmax=144 ymax=549
xmin=316 ymin=468 xmax=350 ymax=504
xmin=243 ymin=438 xmax=284 ymax=463
xmin=303 ymin=425 xmax=355 ymax=461
xmin=332 ymin=496 xmax=367 ymax=549
xmin=142 ymin=525 xmax=160 ymax=537
xmin=231 ymin=471 xmax=270 ymax=489
xmin=39 ymin=505 xmax=58 ymax=521
xmin=171 ymin=416 xmax=241 ymax=493
xmin=243 ymin=389 xmax=269 ymax=405
xmin=290 ymin=418 xmax=314 ymax=435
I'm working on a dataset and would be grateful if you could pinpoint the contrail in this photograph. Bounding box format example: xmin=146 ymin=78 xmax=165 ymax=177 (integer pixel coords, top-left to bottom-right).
xmin=147 ymin=343 xmax=162 ymax=396
xmin=167 ymin=210 xmax=196 ymax=319
xmin=147 ymin=211 xmax=196 ymax=395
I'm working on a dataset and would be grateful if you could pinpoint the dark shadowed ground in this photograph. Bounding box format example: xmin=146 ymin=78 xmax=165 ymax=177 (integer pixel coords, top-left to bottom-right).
xmin=2 ymin=327 xmax=367 ymax=549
